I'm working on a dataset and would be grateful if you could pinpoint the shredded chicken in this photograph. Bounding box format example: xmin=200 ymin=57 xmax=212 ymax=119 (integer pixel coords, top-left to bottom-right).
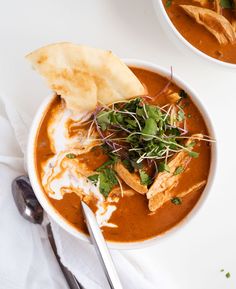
xmin=177 ymin=180 xmax=207 ymax=198
xmin=147 ymin=134 xmax=203 ymax=211
xmin=180 ymin=5 xmax=236 ymax=45
xmin=114 ymin=162 xmax=148 ymax=194
xmin=148 ymin=180 xmax=206 ymax=212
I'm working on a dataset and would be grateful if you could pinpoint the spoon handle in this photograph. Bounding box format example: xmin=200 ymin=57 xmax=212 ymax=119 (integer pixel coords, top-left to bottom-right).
xmin=81 ymin=201 xmax=123 ymax=289
xmin=47 ymin=224 xmax=84 ymax=289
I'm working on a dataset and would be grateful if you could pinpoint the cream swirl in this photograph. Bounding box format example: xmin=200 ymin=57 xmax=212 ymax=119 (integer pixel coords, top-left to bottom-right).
xmin=41 ymin=104 xmax=118 ymax=228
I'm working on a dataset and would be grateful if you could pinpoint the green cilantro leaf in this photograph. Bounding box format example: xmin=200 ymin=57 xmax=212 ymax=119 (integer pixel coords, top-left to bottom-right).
xmin=171 ymin=197 xmax=182 ymax=205
xmin=139 ymin=170 xmax=152 ymax=186
xmin=146 ymin=105 xmax=162 ymax=122
xmin=166 ymin=0 xmax=173 ymax=7
xmin=88 ymin=174 xmax=99 ymax=185
xmin=96 ymin=111 xmax=111 ymax=131
xmin=99 ymin=168 xmax=118 ymax=198
xmin=141 ymin=118 xmax=158 ymax=140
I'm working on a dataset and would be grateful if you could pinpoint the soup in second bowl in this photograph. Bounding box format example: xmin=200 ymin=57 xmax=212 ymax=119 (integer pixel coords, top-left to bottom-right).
xmin=162 ymin=0 xmax=236 ymax=64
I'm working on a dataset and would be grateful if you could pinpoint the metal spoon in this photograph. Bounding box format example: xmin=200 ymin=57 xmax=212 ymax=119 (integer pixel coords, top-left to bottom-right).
xmin=12 ymin=175 xmax=83 ymax=289
xmin=12 ymin=176 xmax=123 ymax=289
xmin=81 ymin=201 xmax=123 ymax=289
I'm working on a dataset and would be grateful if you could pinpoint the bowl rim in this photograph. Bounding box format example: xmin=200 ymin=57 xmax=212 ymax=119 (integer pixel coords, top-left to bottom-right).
xmin=27 ymin=59 xmax=217 ymax=250
xmin=154 ymin=0 xmax=236 ymax=69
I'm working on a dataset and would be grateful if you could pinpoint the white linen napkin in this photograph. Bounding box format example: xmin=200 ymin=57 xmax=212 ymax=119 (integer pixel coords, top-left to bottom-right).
xmin=0 ymin=94 xmax=165 ymax=289
xmin=0 ymin=98 xmax=69 ymax=289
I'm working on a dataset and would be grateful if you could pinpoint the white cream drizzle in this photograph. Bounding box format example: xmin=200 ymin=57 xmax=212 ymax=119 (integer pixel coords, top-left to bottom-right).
xmin=42 ymin=105 xmax=118 ymax=228
xmin=48 ymin=108 xmax=93 ymax=153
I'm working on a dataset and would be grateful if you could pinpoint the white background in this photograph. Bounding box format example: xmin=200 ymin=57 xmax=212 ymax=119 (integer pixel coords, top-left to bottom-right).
xmin=0 ymin=0 xmax=235 ymax=288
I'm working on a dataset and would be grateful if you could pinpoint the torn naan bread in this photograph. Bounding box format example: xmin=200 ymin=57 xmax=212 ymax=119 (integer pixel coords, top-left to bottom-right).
xmin=180 ymin=5 xmax=236 ymax=45
xmin=147 ymin=134 xmax=203 ymax=211
xmin=26 ymin=42 xmax=145 ymax=113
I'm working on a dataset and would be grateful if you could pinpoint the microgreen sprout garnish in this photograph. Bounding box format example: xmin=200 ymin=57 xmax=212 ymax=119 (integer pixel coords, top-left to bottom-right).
xmin=92 ymin=96 xmax=214 ymax=174
xmin=86 ymin=81 xmax=215 ymax=197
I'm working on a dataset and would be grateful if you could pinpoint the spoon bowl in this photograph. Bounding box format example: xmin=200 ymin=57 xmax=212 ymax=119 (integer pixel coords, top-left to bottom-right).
xmin=12 ymin=175 xmax=44 ymax=224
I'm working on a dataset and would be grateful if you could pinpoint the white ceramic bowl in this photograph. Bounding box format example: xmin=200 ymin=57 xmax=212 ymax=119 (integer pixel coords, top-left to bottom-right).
xmin=153 ymin=0 xmax=236 ymax=69
xmin=27 ymin=59 xmax=217 ymax=250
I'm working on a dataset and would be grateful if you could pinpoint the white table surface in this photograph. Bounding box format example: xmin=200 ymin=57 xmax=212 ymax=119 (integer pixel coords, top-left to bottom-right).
xmin=0 ymin=0 xmax=235 ymax=288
